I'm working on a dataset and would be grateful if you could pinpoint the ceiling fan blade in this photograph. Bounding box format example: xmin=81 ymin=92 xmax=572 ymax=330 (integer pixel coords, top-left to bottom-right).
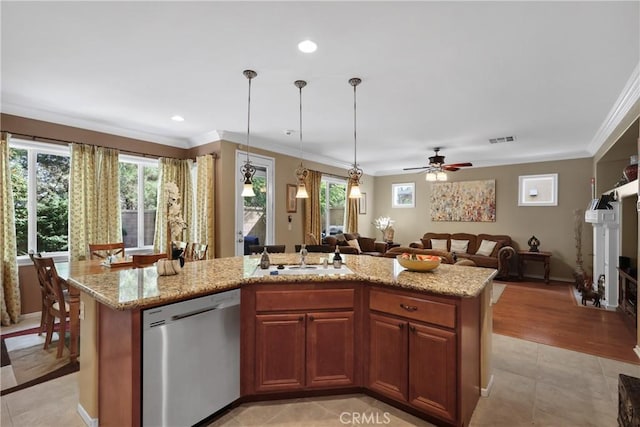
xmin=444 ymin=162 xmax=473 ymax=168
xmin=403 ymin=166 xmax=428 ymax=171
xmin=443 ymin=166 xmax=460 ymax=172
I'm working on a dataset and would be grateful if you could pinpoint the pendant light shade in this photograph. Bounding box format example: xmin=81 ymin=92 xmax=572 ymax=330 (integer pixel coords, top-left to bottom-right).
xmin=241 ymin=69 xmax=257 ymax=198
xmin=347 ymin=77 xmax=363 ymax=199
xmin=294 ymin=79 xmax=309 ymax=199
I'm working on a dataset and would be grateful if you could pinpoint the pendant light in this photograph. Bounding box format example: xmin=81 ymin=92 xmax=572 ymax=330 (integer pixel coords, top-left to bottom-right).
xmin=294 ymin=80 xmax=309 ymax=198
xmin=347 ymin=77 xmax=363 ymax=199
xmin=241 ymin=69 xmax=257 ymax=198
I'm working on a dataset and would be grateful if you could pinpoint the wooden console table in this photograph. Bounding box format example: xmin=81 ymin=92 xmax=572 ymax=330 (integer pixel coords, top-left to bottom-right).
xmin=518 ymin=250 xmax=552 ymax=284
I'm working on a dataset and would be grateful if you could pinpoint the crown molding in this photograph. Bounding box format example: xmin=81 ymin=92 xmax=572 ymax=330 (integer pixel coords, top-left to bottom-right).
xmin=188 ymin=130 xmax=223 ymax=147
xmin=220 ymin=130 xmax=353 ymax=170
xmin=1 ymin=103 xmax=190 ymax=148
xmin=588 ymin=63 xmax=640 ymax=155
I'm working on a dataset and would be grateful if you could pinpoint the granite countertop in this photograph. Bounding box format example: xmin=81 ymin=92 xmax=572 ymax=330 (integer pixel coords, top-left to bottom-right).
xmin=67 ymin=254 xmax=497 ymax=311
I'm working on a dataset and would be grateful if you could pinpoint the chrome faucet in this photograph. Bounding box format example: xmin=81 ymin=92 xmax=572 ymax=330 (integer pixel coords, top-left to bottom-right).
xmin=299 ymin=244 xmax=308 ymax=268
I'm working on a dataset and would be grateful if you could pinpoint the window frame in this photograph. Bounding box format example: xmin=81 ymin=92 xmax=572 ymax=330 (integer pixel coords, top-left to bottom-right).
xmin=10 ymin=139 xmax=71 ymax=264
xmin=119 ymin=154 xmax=159 ymax=250
xmin=320 ymin=175 xmax=347 ymax=238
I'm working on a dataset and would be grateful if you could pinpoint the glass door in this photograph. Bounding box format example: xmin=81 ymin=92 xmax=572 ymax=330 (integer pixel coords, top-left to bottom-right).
xmin=235 ymin=151 xmax=275 ymax=256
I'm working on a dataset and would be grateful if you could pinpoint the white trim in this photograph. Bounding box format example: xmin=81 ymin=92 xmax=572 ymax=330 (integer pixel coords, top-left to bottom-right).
xmin=634 ymin=345 xmax=640 ymax=360
xmin=77 ymin=403 xmax=99 ymax=427
xmin=588 ymin=63 xmax=640 ymax=154
xmin=481 ymin=374 xmax=494 ymax=397
xmin=3 ymin=102 xmax=189 ymax=148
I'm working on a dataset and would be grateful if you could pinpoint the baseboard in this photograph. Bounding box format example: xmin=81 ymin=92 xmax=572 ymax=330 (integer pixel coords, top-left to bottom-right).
xmin=634 ymin=346 xmax=640 ymax=361
xmin=20 ymin=312 xmax=41 ymax=320
xmin=77 ymin=403 xmax=98 ymax=427
xmin=481 ymin=374 xmax=494 ymax=397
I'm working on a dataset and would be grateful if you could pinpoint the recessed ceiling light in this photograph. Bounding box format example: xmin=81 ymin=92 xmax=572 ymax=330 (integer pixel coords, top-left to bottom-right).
xmin=171 ymin=115 xmax=185 ymax=122
xmin=297 ymin=40 xmax=317 ymax=53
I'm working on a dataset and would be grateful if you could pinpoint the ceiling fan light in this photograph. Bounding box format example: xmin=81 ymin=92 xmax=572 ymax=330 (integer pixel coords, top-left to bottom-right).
xmin=436 ymin=171 xmax=448 ymax=181
xmin=426 ymin=172 xmax=437 ymax=182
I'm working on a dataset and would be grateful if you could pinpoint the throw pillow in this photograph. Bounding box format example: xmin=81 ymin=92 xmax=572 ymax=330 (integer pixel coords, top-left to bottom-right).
xmin=431 ymin=239 xmax=448 ymax=251
xmin=450 ymin=239 xmax=469 ymax=253
xmin=347 ymin=239 xmax=362 ymax=253
xmin=359 ymin=237 xmax=376 ymax=253
xmin=476 ymin=240 xmax=498 ymax=256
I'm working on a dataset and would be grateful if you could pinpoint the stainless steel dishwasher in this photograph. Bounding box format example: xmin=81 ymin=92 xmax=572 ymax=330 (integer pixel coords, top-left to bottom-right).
xmin=142 ymin=289 xmax=240 ymax=427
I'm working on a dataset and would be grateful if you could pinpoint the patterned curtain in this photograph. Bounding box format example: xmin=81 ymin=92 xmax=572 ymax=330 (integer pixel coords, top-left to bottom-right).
xmin=303 ymin=170 xmax=322 ymax=244
xmin=345 ymin=179 xmax=359 ymax=233
xmin=0 ymin=132 xmax=21 ymax=325
xmin=153 ymin=158 xmax=193 ymax=254
xmin=69 ymin=144 xmax=121 ymax=261
xmin=194 ymin=155 xmax=215 ymax=259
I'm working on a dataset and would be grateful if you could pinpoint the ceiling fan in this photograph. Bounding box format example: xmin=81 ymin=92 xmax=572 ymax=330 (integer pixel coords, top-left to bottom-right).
xmin=403 ymin=147 xmax=473 ymax=173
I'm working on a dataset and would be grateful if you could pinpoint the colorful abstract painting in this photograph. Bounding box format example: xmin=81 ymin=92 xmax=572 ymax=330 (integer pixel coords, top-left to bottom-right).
xmin=430 ymin=180 xmax=496 ymax=222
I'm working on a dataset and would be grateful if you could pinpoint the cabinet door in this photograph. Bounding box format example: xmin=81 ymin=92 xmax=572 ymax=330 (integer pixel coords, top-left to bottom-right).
xmin=306 ymin=311 xmax=355 ymax=388
xmin=368 ymin=313 xmax=408 ymax=401
xmin=408 ymin=322 xmax=457 ymax=422
xmin=255 ymin=313 xmax=305 ymax=392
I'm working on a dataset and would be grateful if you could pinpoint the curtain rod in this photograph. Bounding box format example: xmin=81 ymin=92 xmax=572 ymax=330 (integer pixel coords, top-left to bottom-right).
xmin=2 ymin=130 xmax=218 ymax=160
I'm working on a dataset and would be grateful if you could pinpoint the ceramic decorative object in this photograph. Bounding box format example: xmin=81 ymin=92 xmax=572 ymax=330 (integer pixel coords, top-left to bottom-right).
xmin=623 ymin=155 xmax=638 ymax=183
xmin=527 ymin=235 xmax=540 ymax=252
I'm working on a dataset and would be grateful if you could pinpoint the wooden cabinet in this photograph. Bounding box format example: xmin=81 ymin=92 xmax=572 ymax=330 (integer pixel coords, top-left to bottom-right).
xmin=243 ymin=284 xmax=359 ymax=395
xmin=408 ymin=322 xmax=457 ymax=421
xmin=255 ymin=313 xmax=305 ymax=391
xmin=367 ymin=287 xmax=478 ymax=427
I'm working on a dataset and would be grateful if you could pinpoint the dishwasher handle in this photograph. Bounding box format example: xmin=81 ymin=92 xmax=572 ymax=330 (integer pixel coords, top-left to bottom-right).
xmin=170 ymin=304 xmax=221 ymax=321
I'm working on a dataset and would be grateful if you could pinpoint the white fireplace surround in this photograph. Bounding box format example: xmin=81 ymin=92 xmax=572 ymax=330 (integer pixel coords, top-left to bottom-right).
xmin=585 ymin=202 xmax=620 ymax=310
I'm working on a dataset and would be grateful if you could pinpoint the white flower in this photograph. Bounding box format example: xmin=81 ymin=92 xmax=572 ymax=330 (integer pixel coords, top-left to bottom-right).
xmin=373 ymin=216 xmax=394 ymax=231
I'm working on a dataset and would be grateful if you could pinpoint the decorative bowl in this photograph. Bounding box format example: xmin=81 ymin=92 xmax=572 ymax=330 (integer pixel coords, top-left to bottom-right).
xmin=396 ymin=254 xmax=441 ymax=272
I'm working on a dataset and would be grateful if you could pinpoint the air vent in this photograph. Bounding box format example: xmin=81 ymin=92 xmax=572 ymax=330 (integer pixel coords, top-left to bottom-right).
xmin=489 ymin=136 xmax=516 ymax=144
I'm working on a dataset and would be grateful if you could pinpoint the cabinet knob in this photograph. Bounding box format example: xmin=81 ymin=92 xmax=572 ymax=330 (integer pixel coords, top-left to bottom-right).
xmin=410 ymin=325 xmax=416 ymax=333
xmin=298 ymin=316 xmax=304 ymax=321
xmin=400 ymin=303 xmax=418 ymax=312
xmin=309 ymin=315 xmax=314 ymax=321
xmin=398 ymin=323 xmax=404 ymax=329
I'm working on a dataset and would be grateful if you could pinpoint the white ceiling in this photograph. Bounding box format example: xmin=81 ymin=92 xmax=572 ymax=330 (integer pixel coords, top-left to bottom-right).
xmin=2 ymin=1 xmax=639 ymax=176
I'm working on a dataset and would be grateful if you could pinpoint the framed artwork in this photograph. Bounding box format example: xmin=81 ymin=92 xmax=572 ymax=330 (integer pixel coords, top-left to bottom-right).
xmin=359 ymin=192 xmax=367 ymax=215
xmin=286 ymin=184 xmax=297 ymax=213
xmin=430 ymin=180 xmax=496 ymax=222
xmin=392 ymin=182 xmax=415 ymax=208
xmin=518 ymin=174 xmax=558 ymax=206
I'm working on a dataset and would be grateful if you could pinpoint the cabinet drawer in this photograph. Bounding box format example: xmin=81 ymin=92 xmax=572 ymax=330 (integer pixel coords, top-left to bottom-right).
xmin=256 ymin=289 xmax=355 ymax=312
xmin=369 ymin=289 xmax=456 ymax=329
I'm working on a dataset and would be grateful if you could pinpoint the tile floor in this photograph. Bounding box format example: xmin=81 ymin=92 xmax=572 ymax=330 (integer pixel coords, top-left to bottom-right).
xmin=1 ymin=317 xmax=637 ymax=426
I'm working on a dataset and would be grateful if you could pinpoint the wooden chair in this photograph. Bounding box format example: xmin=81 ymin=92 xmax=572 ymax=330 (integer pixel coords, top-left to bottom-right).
xmin=294 ymin=244 xmax=331 ymax=253
xmin=89 ymin=242 xmax=125 ymax=260
xmin=248 ymin=245 xmax=286 ymax=254
xmin=171 ymin=241 xmax=188 ymax=260
xmin=28 ymin=250 xmax=49 ymax=335
xmin=31 ymin=256 xmax=70 ymax=358
xmin=188 ymin=243 xmax=208 ymax=261
xmin=132 ymin=253 xmax=167 ymax=267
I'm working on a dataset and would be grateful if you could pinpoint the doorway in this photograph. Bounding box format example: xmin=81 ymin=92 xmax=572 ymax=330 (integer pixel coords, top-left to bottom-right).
xmin=235 ymin=151 xmax=275 ymax=256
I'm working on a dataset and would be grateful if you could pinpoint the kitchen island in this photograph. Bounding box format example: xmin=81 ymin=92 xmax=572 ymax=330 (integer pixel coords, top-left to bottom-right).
xmin=67 ymin=254 xmax=495 ymax=427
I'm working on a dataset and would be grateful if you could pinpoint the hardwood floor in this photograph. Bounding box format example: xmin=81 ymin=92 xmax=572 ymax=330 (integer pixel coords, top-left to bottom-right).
xmin=493 ymin=278 xmax=640 ymax=364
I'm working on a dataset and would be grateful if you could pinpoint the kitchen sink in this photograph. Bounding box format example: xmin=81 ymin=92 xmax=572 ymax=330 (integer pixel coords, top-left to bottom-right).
xmin=251 ymin=264 xmax=353 ymax=277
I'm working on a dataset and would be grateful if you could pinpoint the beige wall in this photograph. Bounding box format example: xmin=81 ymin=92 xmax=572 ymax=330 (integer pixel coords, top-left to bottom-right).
xmin=209 ymin=140 xmax=375 ymax=257
xmin=373 ymin=158 xmax=594 ymax=281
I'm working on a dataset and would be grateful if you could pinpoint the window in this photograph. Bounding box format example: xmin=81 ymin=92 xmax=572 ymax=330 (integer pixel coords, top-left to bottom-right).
xmin=9 ymin=140 xmax=70 ymax=257
xmin=320 ymin=177 xmax=347 ymax=238
xmin=9 ymin=141 xmax=159 ymax=258
xmin=119 ymin=155 xmax=158 ymax=248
